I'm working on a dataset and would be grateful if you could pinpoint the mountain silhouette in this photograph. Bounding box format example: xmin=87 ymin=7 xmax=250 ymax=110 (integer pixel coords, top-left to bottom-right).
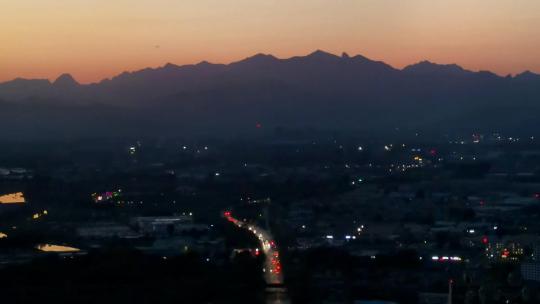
xmin=0 ymin=50 xmax=539 ymax=139
xmin=53 ymin=73 xmax=79 ymax=87
xmin=403 ymin=61 xmax=469 ymax=76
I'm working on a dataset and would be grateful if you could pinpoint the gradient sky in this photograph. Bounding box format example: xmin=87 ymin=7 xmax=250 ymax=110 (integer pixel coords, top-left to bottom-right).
xmin=2 ymin=0 xmax=540 ymax=83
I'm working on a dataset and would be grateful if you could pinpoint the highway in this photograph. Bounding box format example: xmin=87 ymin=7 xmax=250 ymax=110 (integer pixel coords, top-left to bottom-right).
xmin=224 ymin=211 xmax=289 ymax=303
xmin=224 ymin=211 xmax=283 ymax=284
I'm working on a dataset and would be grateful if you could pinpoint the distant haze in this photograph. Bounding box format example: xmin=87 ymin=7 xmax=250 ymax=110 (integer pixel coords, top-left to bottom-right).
xmin=2 ymin=0 xmax=540 ymax=83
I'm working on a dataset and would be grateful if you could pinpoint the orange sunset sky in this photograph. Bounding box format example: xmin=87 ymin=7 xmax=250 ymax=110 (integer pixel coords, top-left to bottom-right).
xmin=2 ymin=0 xmax=540 ymax=83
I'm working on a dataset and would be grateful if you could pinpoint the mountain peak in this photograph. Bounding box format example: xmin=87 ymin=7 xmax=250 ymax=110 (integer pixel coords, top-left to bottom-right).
xmin=306 ymin=50 xmax=339 ymax=59
xmin=163 ymin=63 xmax=180 ymax=69
xmin=403 ymin=60 xmax=467 ymax=75
xmin=53 ymin=73 xmax=79 ymax=87
xmin=197 ymin=60 xmax=212 ymax=66
xmin=248 ymin=53 xmax=277 ymax=61
xmin=232 ymin=53 xmax=278 ymax=66
xmin=351 ymin=54 xmax=372 ymax=62
xmin=514 ymin=70 xmax=540 ymax=81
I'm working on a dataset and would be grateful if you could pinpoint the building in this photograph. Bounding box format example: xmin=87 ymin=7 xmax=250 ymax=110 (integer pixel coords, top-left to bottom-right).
xmin=0 ymin=192 xmax=25 ymax=204
xmin=77 ymin=223 xmax=139 ymax=239
xmin=132 ymin=216 xmax=207 ymax=237
xmin=521 ymin=262 xmax=540 ymax=282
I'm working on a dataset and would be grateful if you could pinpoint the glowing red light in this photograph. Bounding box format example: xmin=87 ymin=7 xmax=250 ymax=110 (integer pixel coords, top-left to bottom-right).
xmin=256 ymin=123 xmax=262 ymax=128
xmin=430 ymin=149 xmax=437 ymax=155
xmin=482 ymin=236 xmax=489 ymax=244
xmin=224 ymin=211 xmax=231 ymax=217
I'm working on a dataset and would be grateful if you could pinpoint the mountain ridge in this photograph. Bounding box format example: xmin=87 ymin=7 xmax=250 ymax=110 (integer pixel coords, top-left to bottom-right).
xmin=5 ymin=50 xmax=537 ymax=86
xmin=0 ymin=50 xmax=539 ymax=139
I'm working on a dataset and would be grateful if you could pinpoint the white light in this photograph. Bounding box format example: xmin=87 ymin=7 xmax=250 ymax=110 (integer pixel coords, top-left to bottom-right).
xmin=432 ymin=256 xmax=439 ymax=261
xmin=345 ymin=235 xmax=351 ymax=240
xmin=326 ymin=235 xmax=334 ymax=239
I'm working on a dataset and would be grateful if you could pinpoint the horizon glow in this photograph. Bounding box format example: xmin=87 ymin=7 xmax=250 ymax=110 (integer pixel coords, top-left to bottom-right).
xmin=2 ymin=0 xmax=540 ymax=83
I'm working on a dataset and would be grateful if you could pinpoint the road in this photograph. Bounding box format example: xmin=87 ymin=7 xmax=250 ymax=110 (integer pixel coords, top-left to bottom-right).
xmin=224 ymin=211 xmax=289 ymax=304
xmin=224 ymin=211 xmax=283 ymax=284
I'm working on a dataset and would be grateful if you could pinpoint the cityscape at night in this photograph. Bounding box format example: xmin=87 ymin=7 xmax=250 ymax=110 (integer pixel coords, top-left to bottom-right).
xmin=2 ymin=1 xmax=540 ymax=303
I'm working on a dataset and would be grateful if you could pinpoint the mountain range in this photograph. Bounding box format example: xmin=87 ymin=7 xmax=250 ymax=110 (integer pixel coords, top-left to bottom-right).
xmin=1 ymin=50 xmax=540 ymax=139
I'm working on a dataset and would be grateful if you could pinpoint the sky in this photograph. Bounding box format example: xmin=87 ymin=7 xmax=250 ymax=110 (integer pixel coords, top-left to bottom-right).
xmin=1 ymin=0 xmax=540 ymax=83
